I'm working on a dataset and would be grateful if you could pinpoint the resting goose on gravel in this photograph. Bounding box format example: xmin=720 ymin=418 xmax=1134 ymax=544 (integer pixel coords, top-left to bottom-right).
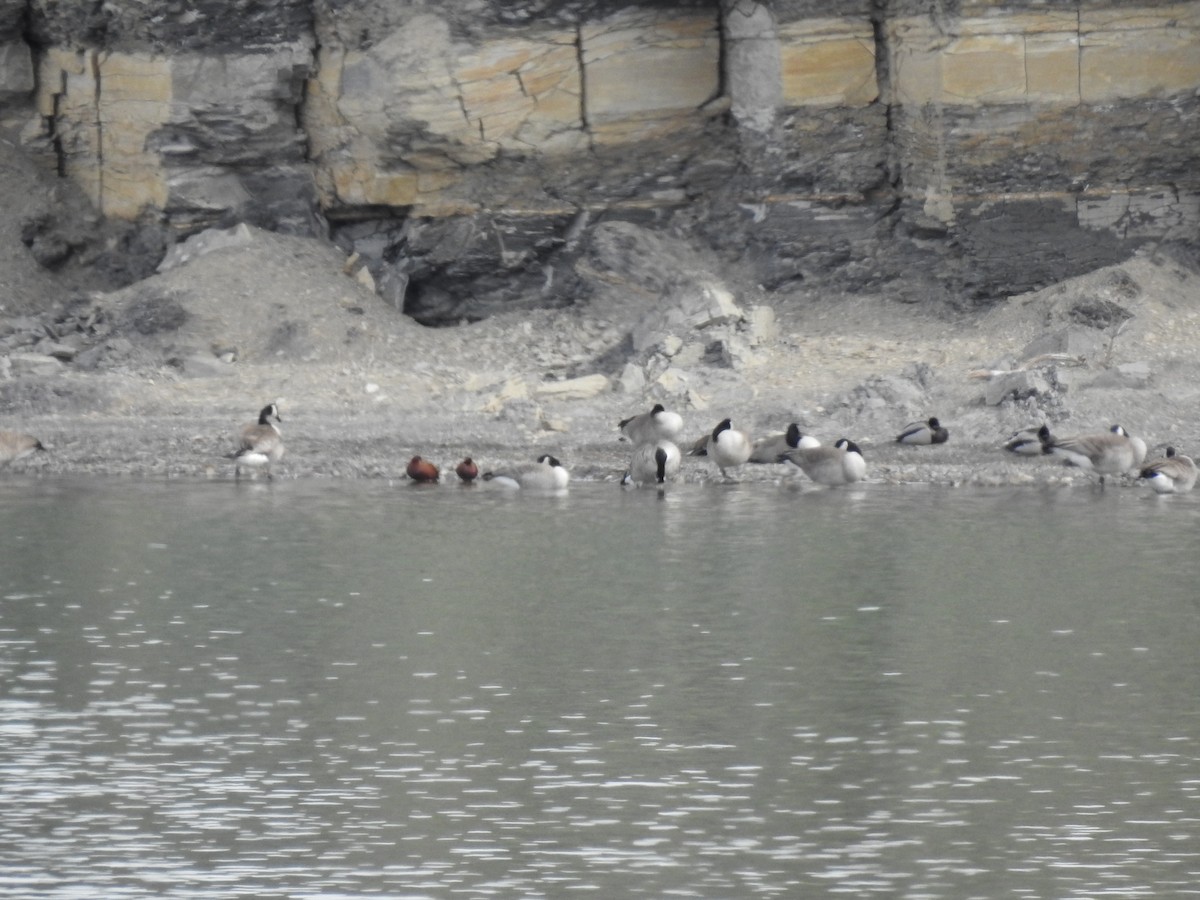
xmin=622 ymin=440 xmax=682 ymax=488
xmin=748 ymin=423 xmax=821 ymax=463
xmin=1140 ymin=447 xmax=1198 ymax=494
xmin=896 ymin=417 xmax=949 ymax=445
xmin=1041 ymin=424 xmax=1139 ymax=485
xmin=701 ymin=418 xmax=752 ymax=480
xmin=230 ymin=402 xmax=284 ymax=480
xmin=483 ymin=454 xmax=570 ymax=491
xmin=0 ymin=430 xmax=47 ymax=466
xmin=406 ymin=456 xmax=440 ymax=483
xmin=778 ymin=438 xmax=866 ymax=486
xmin=1004 ymin=425 xmax=1051 ymax=456
xmin=618 ymin=404 xmax=683 ymax=445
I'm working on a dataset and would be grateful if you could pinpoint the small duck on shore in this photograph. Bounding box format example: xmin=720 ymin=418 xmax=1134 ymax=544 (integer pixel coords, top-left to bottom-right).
xmin=896 ymin=417 xmax=949 ymax=445
xmin=455 ymin=458 xmax=479 ymax=483
xmin=1003 ymin=425 xmax=1051 ymax=455
xmin=406 ymin=456 xmax=440 ymax=483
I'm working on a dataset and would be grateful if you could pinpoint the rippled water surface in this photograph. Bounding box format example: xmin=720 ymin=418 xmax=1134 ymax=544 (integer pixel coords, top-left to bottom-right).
xmin=2 ymin=477 xmax=1199 ymax=898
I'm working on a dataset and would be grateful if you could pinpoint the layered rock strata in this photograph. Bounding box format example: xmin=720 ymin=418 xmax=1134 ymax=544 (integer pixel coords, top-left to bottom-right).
xmin=2 ymin=0 xmax=1197 ymax=322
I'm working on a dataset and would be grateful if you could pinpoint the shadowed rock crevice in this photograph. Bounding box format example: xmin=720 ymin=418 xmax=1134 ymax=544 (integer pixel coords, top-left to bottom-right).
xmin=0 ymin=0 xmax=1196 ymax=324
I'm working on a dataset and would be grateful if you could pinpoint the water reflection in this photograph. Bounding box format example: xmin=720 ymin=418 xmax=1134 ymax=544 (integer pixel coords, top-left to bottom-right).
xmin=1 ymin=479 xmax=1198 ymax=896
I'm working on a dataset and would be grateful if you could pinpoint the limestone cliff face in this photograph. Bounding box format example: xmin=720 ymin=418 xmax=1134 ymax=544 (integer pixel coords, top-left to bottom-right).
xmin=2 ymin=0 xmax=1198 ymax=322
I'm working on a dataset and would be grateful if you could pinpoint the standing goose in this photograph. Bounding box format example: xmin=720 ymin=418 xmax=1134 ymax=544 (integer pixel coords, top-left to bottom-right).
xmin=704 ymin=418 xmax=752 ymax=480
xmin=1041 ymin=424 xmax=1138 ymax=485
xmin=230 ymin=402 xmax=284 ymax=480
xmin=896 ymin=417 xmax=949 ymax=445
xmin=1140 ymin=447 xmax=1198 ymax=494
xmin=778 ymin=438 xmax=866 ymax=486
xmin=622 ymin=440 xmax=682 ymax=488
xmin=1004 ymin=425 xmax=1051 ymax=456
xmin=748 ymin=423 xmax=821 ymax=463
xmin=0 ymin=430 xmax=47 ymax=466
xmin=483 ymin=454 xmax=570 ymax=491
xmin=406 ymin=456 xmax=440 ymax=483
xmin=619 ymin=403 xmax=684 ymax=445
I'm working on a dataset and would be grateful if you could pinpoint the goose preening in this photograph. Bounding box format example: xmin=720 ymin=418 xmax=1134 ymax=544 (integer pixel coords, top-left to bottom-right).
xmin=701 ymin=418 xmax=752 ymax=480
xmin=230 ymin=402 xmax=284 ymax=480
xmin=1041 ymin=424 xmax=1139 ymax=485
xmin=0 ymin=430 xmax=47 ymax=466
xmin=1140 ymin=446 xmax=1198 ymax=494
xmin=778 ymin=438 xmax=866 ymax=486
xmin=618 ymin=404 xmax=683 ymax=445
xmin=748 ymin=423 xmax=821 ymax=463
xmin=483 ymin=454 xmax=570 ymax=491
xmin=896 ymin=417 xmax=949 ymax=445
xmin=622 ymin=440 xmax=682 ymax=488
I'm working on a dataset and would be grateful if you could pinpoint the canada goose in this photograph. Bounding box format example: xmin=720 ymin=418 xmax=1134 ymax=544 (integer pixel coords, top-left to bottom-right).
xmin=622 ymin=440 xmax=682 ymax=487
xmin=779 ymin=438 xmax=866 ymax=486
xmin=0 ymin=430 xmax=47 ymax=466
xmin=748 ymin=423 xmax=821 ymax=463
xmin=1004 ymin=425 xmax=1051 ymax=455
xmin=406 ymin=455 xmax=440 ymax=483
xmin=483 ymin=454 xmax=570 ymax=490
xmin=1140 ymin=447 xmax=1198 ymax=494
xmin=230 ymin=402 xmax=284 ymax=480
xmin=702 ymin=418 xmax=752 ymax=479
xmin=1128 ymin=433 xmax=1148 ymax=470
xmin=896 ymin=417 xmax=949 ymax=445
xmin=455 ymin=458 xmax=479 ymax=482
xmin=1041 ymin=424 xmax=1138 ymax=485
xmin=619 ymin=403 xmax=684 ymax=445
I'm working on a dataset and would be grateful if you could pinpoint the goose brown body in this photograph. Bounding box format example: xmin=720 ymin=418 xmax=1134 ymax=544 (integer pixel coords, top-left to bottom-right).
xmin=1042 ymin=424 xmax=1138 ymax=484
xmin=0 ymin=430 xmax=46 ymax=466
xmin=1140 ymin=447 xmax=1198 ymax=494
xmin=749 ymin=424 xmax=820 ymax=463
xmin=779 ymin=439 xmax=866 ymax=486
xmin=619 ymin=404 xmax=684 ymax=445
xmin=232 ymin=402 xmax=284 ymax=480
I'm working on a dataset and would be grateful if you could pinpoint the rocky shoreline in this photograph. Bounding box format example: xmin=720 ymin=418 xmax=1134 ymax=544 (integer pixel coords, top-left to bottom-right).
xmin=3 ymin=190 xmax=1199 ymax=492
xmin=3 ymin=248 xmax=1198 ymax=494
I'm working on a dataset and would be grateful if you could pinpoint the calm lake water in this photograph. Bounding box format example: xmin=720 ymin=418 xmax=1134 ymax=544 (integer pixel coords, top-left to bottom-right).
xmin=1 ymin=477 xmax=1198 ymax=898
